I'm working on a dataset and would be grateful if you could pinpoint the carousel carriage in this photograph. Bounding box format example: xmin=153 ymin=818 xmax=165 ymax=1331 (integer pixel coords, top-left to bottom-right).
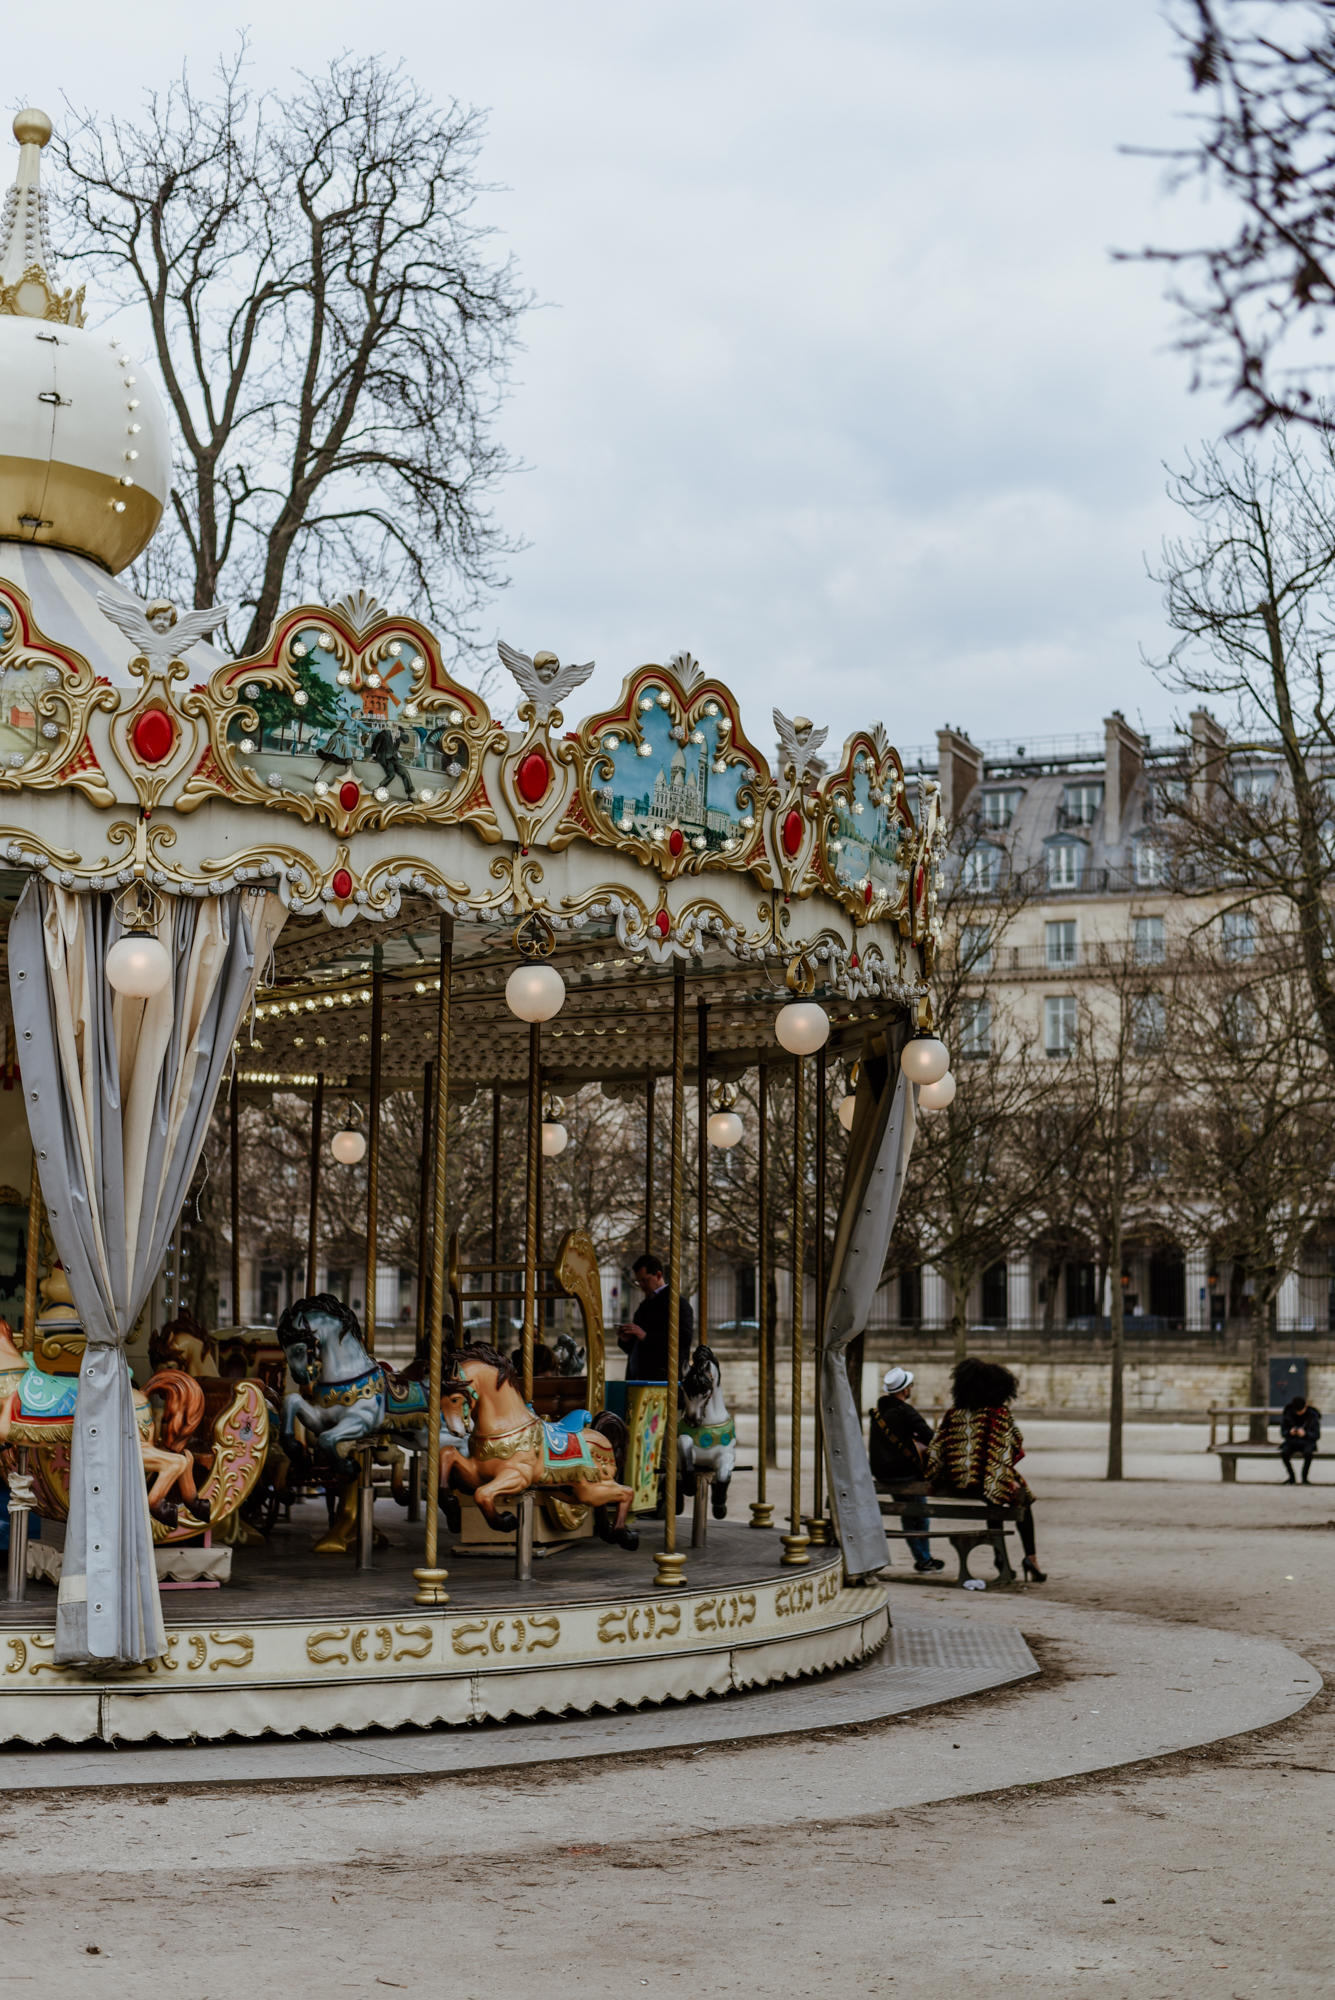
xmin=0 ymin=110 xmax=946 ymax=1744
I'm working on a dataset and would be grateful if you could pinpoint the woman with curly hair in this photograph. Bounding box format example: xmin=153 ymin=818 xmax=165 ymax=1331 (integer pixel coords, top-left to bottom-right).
xmin=926 ymin=1358 xmax=1045 ymax=1582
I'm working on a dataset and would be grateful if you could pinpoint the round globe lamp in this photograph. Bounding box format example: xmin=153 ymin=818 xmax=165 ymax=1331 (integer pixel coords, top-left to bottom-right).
xmin=105 ymin=933 xmax=171 ymax=998
xmin=331 ymin=1128 xmax=367 ymax=1166
xmin=918 ymin=1070 xmax=956 ymax=1110
xmin=900 ymin=1034 xmax=949 ymax=1086
xmin=505 ymin=963 xmax=566 ymax=1023
xmin=541 ymin=1120 xmax=569 ymax=1158
xmin=707 ymin=1109 xmax=744 ymax=1150
xmin=774 ymin=1001 xmax=830 ymax=1056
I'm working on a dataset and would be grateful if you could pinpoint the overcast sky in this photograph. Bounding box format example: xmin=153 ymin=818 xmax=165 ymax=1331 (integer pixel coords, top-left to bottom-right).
xmin=10 ymin=3 xmax=1224 ymax=756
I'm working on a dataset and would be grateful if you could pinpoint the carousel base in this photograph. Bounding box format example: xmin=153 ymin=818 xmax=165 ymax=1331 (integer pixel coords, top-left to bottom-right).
xmin=0 ymin=1511 xmax=887 ymax=1746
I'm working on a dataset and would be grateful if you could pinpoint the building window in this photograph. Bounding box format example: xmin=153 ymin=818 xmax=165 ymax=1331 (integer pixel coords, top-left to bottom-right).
xmin=1221 ymin=910 xmax=1255 ymax=960
xmin=1047 ymin=842 xmax=1083 ymax=890
xmin=981 ymin=788 xmax=1022 ymax=828
xmin=1131 ymin=991 xmax=1166 ymax=1054
xmin=959 ymin=997 xmax=991 ymax=1058
xmin=1062 ymin=782 xmax=1104 ymax=826
xmin=1133 ymin=915 xmax=1165 ymax=963
xmin=961 ymin=843 xmax=1001 ymax=892
xmin=1223 ymin=990 xmax=1258 ymax=1049
xmin=1045 ymin=919 xmax=1077 ymax=967
xmin=1147 ymin=774 xmax=1187 ymax=818
xmin=899 ymin=1266 xmax=922 ymax=1325
xmin=1133 ymin=839 xmax=1166 ymax=887
xmin=980 ymin=1260 xmax=1008 ymax=1326
xmin=959 ymin=922 xmax=994 ymax=973
xmin=734 ymin=1263 xmax=756 ymax=1323
xmin=1045 ymin=994 xmax=1076 ymax=1057
xmin=1232 ymin=766 xmax=1278 ymax=802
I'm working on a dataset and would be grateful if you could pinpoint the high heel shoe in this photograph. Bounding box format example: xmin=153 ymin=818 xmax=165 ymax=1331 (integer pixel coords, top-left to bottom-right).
xmin=1022 ymin=1556 xmax=1047 ymax=1584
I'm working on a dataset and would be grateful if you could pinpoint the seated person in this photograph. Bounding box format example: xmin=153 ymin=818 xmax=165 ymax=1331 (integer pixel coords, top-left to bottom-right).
xmin=869 ymin=1365 xmax=942 ymax=1574
xmin=926 ymin=1357 xmax=1046 ymax=1583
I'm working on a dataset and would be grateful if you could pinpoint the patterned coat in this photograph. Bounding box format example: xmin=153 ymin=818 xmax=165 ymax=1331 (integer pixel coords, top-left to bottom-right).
xmin=925 ymin=1405 xmax=1032 ymax=1507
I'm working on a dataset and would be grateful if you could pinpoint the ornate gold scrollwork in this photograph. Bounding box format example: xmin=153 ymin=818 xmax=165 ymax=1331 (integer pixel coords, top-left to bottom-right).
xmin=595 ymin=1601 xmax=683 ymax=1646
xmin=449 ymin=1614 xmax=561 ymax=1658
xmin=693 ymin=1591 xmax=757 ymax=1634
xmin=0 ymin=581 xmax=117 ymax=806
xmin=817 ymin=725 xmax=913 ymax=927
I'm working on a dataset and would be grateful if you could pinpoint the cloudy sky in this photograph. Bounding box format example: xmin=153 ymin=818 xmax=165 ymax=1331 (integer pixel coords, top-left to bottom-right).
xmin=10 ymin=3 xmax=1225 ymax=755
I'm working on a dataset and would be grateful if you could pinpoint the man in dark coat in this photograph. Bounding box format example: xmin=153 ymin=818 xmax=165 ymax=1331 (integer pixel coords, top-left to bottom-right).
xmin=617 ymin=1253 xmax=692 ymax=1382
xmin=869 ymin=1365 xmax=943 ymax=1572
xmin=1281 ymin=1395 xmax=1321 ymax=1484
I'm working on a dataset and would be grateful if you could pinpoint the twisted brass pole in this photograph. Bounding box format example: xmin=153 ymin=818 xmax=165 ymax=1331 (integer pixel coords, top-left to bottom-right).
xmin=654 ymin=965 xmax=688 ymax=1588
xmin=22 ymin=1146 xmax=41 ymax=1352
xmin=413 ymin=919 xmax=453 ymax=1606
xmin=415 ymin=1061 xmax=433 ymax=1348
xmin=522 ymin=1023 xmax=541 ymax=1404
xmin=749 ymin=1063 xmax=774 ymax=1528
xmin=807 ymin=1043 xmax=830 ymax=1544
xmin=363 ymin=947 xmax=384 ymax=1353
xmin=696 ymin=998 xmax=709 ymax=1355
xmin=229 ymin=1072 xmax=242 ymax=1324
xmin=490 ymin=1086 xmax=502 ymax=1265
xmin=644 ymin=1073 xmax=655 ymax=1254
xmin=305 ymin=1072 xmax=324 ymax=1300
xmin=781 ymin=1054 xmax=811 ymax=1567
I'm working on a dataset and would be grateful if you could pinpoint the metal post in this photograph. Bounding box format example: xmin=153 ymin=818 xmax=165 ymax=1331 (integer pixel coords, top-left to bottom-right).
xmin=8 ymin=1152 xmax=43 ymax=1602
xmin=516 ymin=1491 xmax=535 ymax=1583
xmin=654 ymin=966 xmax=688 ymax=1589
xmin=413 ymin=919 xmax=453 ymax=1607
xmin=415 ymin=1060 xmax=433 ymax=1348
xmin=644 ymin=1073 xmax=655 ymax=1253
xmin=355 ymin=1450 xmax=375 ymax=1572
xmin=305 ymin=1072 xmax=324 ymax=1301
xmin=750 ymin=1064 xmax=774 ymax=1528
xmin=782 ymin=1055 xmax=811 ymax=1567
xmin=363 ymin=948 xmax=384 ymax=1353
xmin=229 ymin=1072 xmax=242 ymax=1324
xmin=696 ymin=998 xmax=709 ymax=1358
xmin=807 ymin=1043 xmax=831 ymax=1545
xmin=490 ymin=1086 xmax=502 ymax=1264
xmin=522 ymin=1023 xmax=541 ymax=1405
xmin=691 ymin=1473 xmax=711 ymax=1549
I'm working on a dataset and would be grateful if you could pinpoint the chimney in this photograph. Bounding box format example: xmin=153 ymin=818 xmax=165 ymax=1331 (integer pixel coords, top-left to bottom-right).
xmin=1103 ymin=710 xmax=1145 ymax=845
xmin=935 ymin=726 xmax=983 ymax=825
xmin=1189 ymin=707 xmax=1228 ymax=812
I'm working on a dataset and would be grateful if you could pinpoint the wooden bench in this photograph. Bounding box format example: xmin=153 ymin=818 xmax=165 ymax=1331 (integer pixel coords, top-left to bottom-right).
xmin=877 ymin=1491 xmax=1025 ymax=1586
xmin=1211 ymin=1443 xmax=1334 ymax=1482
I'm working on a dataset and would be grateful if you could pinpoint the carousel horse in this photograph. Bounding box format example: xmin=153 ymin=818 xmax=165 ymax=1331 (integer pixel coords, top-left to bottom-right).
xmin=149 ymin=1313 xmax=220 ymax=1379
xmin=440 ymin=1341 xmax=638 ymax=1549
xmin=678 ymin=1344 xmax=736 ymax=1519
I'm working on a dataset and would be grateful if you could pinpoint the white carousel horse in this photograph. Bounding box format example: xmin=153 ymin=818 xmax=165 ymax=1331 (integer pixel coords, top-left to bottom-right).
xmin=678 ymin=1344 xmax=736 ymax=1519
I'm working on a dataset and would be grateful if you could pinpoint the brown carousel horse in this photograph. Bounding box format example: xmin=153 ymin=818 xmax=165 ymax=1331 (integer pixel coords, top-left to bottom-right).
xmin=441 ymin=1343 xmax=639 ymax=1549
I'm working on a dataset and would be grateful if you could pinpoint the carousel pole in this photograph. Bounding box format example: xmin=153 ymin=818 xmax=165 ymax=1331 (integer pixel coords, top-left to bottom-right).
xmin=749 ymin=1063 xmax=774 ymax=1528
xmin=644 ymin=1073 xmax=655 ymax=1253
xmin=654 ymin=965 xmax=688 ymax=1590
xmin=305 ymin=1072 xmax=324 ymax=1300
xmin=490 ymin=1086 xmax=502 ymax=1265
xmin=415 ymin=1061 xmax=433 ymax=1348
xmin=781 ymin=1054 xmax=811 ymax=1567
xmin=517 ymin=1018 xmax=542 ymax=1584
xmin=806 ymin=1043 xmax=831 ymax=1545
xmin=696 ymin=999 xmax=709 ymax=1355
xmin=413 ymin=918 xmax=453 ymax=1607
xmin=6 ymin=1150 xmax=42 ymax=1603
xmin=363 ymin=947 xmax=384 ymax=1352
xmin=229 ymin=1071 xmax=242 ymax=1324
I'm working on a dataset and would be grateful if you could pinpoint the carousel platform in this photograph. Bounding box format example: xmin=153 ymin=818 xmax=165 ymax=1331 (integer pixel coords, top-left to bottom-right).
xmin=0 ymin=1509 xmax=888 ymax=1745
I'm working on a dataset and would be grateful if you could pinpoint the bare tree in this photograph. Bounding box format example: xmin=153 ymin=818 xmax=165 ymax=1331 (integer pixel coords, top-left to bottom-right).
xmin=1153 ymin=431 xmax=1335 ymax=1063
xmin=60 ymin=47 xmax=527 ymax=656
xmin=1131 ymin=0 xmax=1335 ymax=432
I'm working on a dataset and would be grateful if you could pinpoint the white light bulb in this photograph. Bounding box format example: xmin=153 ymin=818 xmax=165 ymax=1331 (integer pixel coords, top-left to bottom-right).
xmin=541 ymin=1120 xmax=569 ymax=1157
xmin=918 ymin=1070 xmax=956 ymax=1110
xmin=105 ymin=934 xmax=171 ymax=998
xmin=900 ymin=1036 xmax=949 ymax=1085
xmin=775 ymin=1001 xmax=830 ymax=1056
xmin=331 ymin=1129 xmax=367 ymax=1165
xmin=707 ymin=1110 xmax=744 ymax=1150
xmin=505 ymin=963 xmax=566 ymax=1022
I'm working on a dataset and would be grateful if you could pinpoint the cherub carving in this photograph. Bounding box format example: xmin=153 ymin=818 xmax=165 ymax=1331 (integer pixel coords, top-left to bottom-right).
xmin=97 ymin=591 xmax=231 ymax=678
xmin=497 ymin=641 xmax=594 ymax=721
xmin=773 ymin=708 xmax=829 ymax=783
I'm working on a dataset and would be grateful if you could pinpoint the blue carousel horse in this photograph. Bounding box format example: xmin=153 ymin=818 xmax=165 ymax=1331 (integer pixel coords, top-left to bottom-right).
xmin=276 ymin=1293 xmax=460 ymax=1461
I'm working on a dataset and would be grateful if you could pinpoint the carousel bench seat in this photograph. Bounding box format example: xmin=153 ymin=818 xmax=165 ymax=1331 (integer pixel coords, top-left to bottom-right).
xmin=878 ymin=1489 xmax=1025 ymax=1587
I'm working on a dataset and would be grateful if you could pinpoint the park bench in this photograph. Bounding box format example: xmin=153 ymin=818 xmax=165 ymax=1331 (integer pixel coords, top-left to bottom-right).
xmin=1207 ymin=1404 xmax=1333 ymax=1482
xmin=877 ymin=1487 xmax=1025 ymax=1586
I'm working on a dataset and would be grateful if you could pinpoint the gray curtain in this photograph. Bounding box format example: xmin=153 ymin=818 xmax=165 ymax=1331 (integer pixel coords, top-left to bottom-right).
xmin=8 ymin=881 xmax=282 ymax=1666
xmin=821 ymin=1047 xmax=917 ymax=1578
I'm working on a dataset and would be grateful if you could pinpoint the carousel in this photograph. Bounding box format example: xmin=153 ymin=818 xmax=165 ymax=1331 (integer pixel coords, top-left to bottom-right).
xmin=0 ymin=111 xmax=948 ymax=1745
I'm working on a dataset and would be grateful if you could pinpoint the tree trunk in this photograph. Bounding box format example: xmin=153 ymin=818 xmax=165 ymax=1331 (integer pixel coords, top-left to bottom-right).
xmin=1249 ymin=1291 xmax=1276 ymax=1443
xmin=1106 ymin=1207 xmax=1124 ymax=1481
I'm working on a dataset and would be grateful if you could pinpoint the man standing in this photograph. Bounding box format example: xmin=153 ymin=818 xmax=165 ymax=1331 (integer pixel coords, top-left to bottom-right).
xmin=1280 ymin=1394 xmax=1321 ymax=1484
xmin=869 ymin=1365 xmax=943 ymax=1573
xmin=617 ymin=1253 xmax=692 ymax=1382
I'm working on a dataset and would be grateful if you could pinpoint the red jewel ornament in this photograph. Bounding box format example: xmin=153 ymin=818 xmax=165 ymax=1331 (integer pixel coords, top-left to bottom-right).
xmin=864 ymin=880 xmax=874 ymax=907
xmin=331 ymin=868 xmax=353 ymax=900
xmin=850 ymin=951 xmax=860 ymax=969
xmin=516 ymin=749 xmax=551 ymax=806
xmin=654 ymin=911 xmax=671 ymax=938
xmin=668 ymin=828 xmax=684 ymax=857
xmin=129 ymin=707 xmax=176 ymax=765
xmin=782 ymin=808 xmax=804 ymax=858
xmin=914 ymin=863 xmax=926 ymax=905
xmin=339 ymin=779 xmax=360 ymax=812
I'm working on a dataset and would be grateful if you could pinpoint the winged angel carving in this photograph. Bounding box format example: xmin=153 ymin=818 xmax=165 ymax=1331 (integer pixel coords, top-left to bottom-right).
xmin=97 ymin=591 xmax=231 ymax=678
xmin=497 ymin=641 xmax=594 ymax=722
xmin=773 ymin=708 xmax=829 ymax=783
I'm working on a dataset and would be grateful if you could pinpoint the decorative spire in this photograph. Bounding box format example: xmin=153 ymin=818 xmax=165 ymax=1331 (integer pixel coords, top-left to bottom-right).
xmin=0 ymin=110 xmax=85 ymax=325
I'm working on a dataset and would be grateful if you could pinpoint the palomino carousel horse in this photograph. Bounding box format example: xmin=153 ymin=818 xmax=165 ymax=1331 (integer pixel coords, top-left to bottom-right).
xmin=440 ymin=1342 xmax=639 ymax=1549
xmin=678 ymin=1344 xmax=736 ymax=1519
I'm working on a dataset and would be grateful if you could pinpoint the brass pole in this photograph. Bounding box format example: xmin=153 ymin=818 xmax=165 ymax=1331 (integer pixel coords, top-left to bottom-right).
xmin=522 ymin=1022 xmax=541 ymax=1403
xmin=644 ymin=1073 xmax=655 ymax=1253
xmin=654 ymin=966 xmax=688 ymax=1589
xmin=229 ymin=1072 xmax=242 ymax=1324
xmin=696 ymin=999 xmax=708 ymax=1356
xmin=415 ymin=1061 xmax=433 ymax=1347
xmin=413 ymin=919 xmax=453 ymax=1606
xmin=490 ymin=1086 xmax=502 ymax=1265
xmin=807 ymin=1043 xmax=831 ymax=1544
xmin=363 ymin=947 xmax=384 ymax=1353
xmin=781 ymin=1055 xmax=811 ymax=1567
xmin=305 ymin=1072 xmax=324 ymax=1300
xmin=750 ymin=1064 xmax=774 ymax=1527
xmin=22 ymin=1146 xmax=41 ymax=1350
